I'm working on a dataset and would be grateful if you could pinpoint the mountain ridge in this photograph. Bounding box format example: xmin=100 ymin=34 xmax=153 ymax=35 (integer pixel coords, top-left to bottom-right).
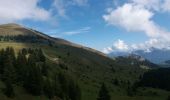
xmin=0 ymin=23 xmax=107 ymax=57
xmin=109 ymin=47 xmax=170 ymax=65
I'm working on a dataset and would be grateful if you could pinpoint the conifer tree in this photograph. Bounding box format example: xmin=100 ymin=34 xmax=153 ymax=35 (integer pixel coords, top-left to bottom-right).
xmin=24 ymin=54 xmax=43 ymax=95
xmin=16 ymin=51 xmax=27 ymax=83
xmin=3 ymin=56 xmax=16 ymax=83
xmin=68 ymin=80 xmax=81 ymax=100
xmin=0 ymin=48 xmax=5 ymax=74
xmin=38 ymin=49 xmax=46 ymax=62
xmin=167 ymin=96 xmax=170 ymax=100
xmin=3 ymin=56 xmax=15 ymax=97
xmin=97 ymin=83 xmax=111 ymax=100
xmin=5 ymin=47 xmax=16 ymax=65
xmin=43 ymin=78 xmax=54 ymax=99
xmin=4 ymin=80 xmax=15 ymax=97
xmin=41 ymin=63 xmax=48 ymax=76
xmin=58 ymin=73 xmax=69 ymax=99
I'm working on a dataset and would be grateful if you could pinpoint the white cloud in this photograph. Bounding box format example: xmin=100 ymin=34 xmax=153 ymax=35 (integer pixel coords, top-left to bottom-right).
xmin=62 ymin=27 xmax=91 ymax=35
xmin=113 ymin=39 xmax=129 ymax=51
xmin=0 ymin=0 xmax=51 ymax=23
xmin=102 ymin=0 xmax=170 ymax=53
xmin=131 ymin=38 xmax=170 ymax=51
xmin=103 ymin=39 xmax=129 ymax=53
xmin=131 ymin=0 xmax=170 ymax=12
xmin=103 ymin=38 xmax=170 ymax=54
xmin=103 ymin=3 xmax=165 ymax=38
xmin=103 ymin=47 xmax=113 ymax=54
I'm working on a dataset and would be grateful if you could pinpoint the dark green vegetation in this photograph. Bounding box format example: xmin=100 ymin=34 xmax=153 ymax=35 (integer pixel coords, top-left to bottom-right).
xmin=0 ymin=47 xmax=81 ymax=100
xmin=137 ymin=68 xmax=170 ymax=91
xmin=115 ymin=55 xmax=159 ymax=69
xmin=0 ymin=23 xmax=170 ymax=100
xmin=97 ymin=83 xmax=110 ymax=100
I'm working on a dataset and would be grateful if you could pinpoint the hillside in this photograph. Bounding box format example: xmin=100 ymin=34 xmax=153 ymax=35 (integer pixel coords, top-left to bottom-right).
xmin=0 ymin=23 xmax=106 ymax=57
xmin=137 ymin=68 xmax=170 ymax=91
xmin=0 ymin=23 xmax=169 ymax=100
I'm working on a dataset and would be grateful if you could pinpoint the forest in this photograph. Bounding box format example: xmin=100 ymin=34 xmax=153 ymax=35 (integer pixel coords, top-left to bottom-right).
xmin=0 ymin=47 xmax=81 ymax=100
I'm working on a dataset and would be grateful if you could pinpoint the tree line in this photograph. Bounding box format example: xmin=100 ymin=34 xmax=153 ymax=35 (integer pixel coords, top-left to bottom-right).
xmin=0 ymin=35 xmax=53 ymax=46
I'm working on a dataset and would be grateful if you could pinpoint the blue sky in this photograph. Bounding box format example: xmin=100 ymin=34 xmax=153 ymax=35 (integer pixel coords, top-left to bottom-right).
xmin=0 ymin=0 xmax=170 ymax=53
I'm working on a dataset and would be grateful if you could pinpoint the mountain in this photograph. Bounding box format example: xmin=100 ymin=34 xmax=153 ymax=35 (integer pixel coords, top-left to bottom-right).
xmin=133 ymin=48 xmax=170 ymax=64
xmin=115 ymin=54 xmax=159 ymax=69
xmin=0 ymin=23 xmax=169 ymax=100
xmin=108 ymin=51 xmax=130 ymax=57
xmin=109 ymin=48 xmax=170 ymax=66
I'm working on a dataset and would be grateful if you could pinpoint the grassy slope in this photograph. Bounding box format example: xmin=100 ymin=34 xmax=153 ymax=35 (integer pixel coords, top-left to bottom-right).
xmin=0 ymin=42 xmax=169 ymax=100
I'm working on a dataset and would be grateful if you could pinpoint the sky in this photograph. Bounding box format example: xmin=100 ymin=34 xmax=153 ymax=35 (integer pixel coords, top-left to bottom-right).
xmin=0 ymin=0 xmax=170 ymax=54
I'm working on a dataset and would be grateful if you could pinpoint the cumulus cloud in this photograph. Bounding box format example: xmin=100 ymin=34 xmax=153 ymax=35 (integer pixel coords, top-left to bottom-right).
xmin=131 ymin=38 xmax=170 ymax=51
xmin=103 ymin=38 xmax=170 ymax=54
xmin=103 ymin=39 xmax=129 ymax=53
xmin=113 ymin=39 xmax=129 ymax=51
xmin=102 ymin=0 xmax=170 ymax=53
xmin=103 ymin=47 xmax=113 ymax=54
xmin=103 ymin=3 xmax=170 ymax=38
xmin=0 ymin=0 xmax=51 ymax=23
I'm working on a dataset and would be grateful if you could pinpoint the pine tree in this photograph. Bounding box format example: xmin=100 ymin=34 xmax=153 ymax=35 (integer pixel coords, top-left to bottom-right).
xmin=24 ymin=54 xmax=43 ymax=95
xmin=21 ymin=48 xmax=27 ymax=55
xmin=58 ymin=73 xmax=69 ymax=99
xmin=68 ymin=80 xmax=81 ymax=100
xmin=3 ymin=56 xmax=16 ymax=83
xmin=4 ymin=80 xmax=15 ymax=97
xmin=5 ymin=47 xmax=16 ymax=65
xmin=41 ymin=63 xmax=48 ymax=76
xmin=97 ymin=83 xmax=111 ymax=100
xmin=16 ymin=51 xmax=27 ymax=83
xmin=0 ymin=48 xmax=5 ymax=74
xmin=3 ymin=56 xmax=15 ymax=97
xmin=167 ymin=96 xmax=170 ymax=100
xmin=38 ymin=49 xmax=46 ymax=62
xmin=43 ymin=78 xmax=54 ymax=99
xmin=53 ymin=74 xmax=62 ymax=97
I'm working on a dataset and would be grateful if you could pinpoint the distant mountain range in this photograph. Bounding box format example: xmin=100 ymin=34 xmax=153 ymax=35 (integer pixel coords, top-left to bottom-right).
xmin=109 ymin=48 xmax=170 ymax=67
